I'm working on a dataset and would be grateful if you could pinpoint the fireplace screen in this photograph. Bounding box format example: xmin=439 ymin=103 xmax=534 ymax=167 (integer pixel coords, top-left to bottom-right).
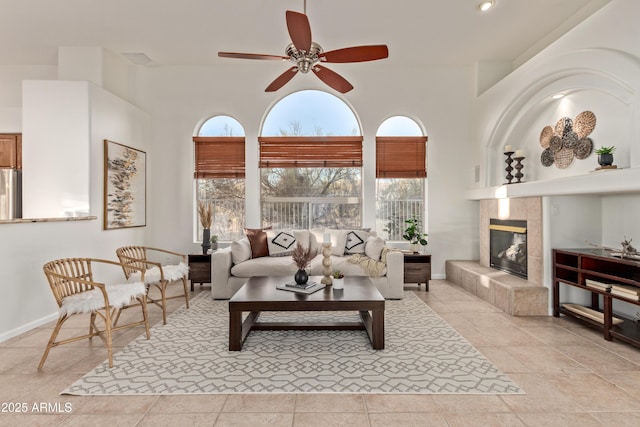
xmin=489 ymin=219 xmax=527 ymax=279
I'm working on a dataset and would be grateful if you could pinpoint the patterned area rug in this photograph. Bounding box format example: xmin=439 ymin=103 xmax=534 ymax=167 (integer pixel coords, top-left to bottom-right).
xmin=62 ymin=291 xmax=523 ymax=395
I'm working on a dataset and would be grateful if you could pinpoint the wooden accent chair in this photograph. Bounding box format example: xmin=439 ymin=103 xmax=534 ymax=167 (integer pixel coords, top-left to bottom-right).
xmin=39 ymin=258 xmax=151 ymax=369
xmin=116 ymin=246 xmax=190 ymax=324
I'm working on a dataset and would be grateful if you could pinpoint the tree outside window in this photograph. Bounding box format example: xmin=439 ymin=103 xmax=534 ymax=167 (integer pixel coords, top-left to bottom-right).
xmin=375 ymin=116 xmax=427 ymax=240
xmin=260 ymin=91 xmax=362 ymax=229
xmin=195 ymin=115 xmax=245 ymax=242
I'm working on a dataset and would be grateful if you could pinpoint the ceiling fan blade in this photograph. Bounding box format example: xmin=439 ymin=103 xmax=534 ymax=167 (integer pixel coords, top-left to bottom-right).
xmin=312 ymin=65 xmax=354 ymax=93
xmin=286 ymin=10 xmax=312 ymax=52
xmin=265 ymin=67 xmax=298 ymax=92
xmin=320 ymin=45 xmax=389 ymax=63
xmin=218 ymin=52 xmax=288 ymax=61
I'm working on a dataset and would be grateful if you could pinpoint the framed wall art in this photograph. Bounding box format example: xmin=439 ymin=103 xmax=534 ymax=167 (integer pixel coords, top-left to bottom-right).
xmin=103 ymin=139 xmax=146 ymax=229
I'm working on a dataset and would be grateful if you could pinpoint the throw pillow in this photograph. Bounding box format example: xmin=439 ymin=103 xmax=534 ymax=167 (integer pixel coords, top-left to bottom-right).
xmin=345 ymin=230 xmax=369 ymax=254
xmin=231 ymin=238 xmax=251 ymax=264
xmin=309 ymin=228 xmax=325 ymax=253
xmin=364 ymin=235 xmax=385 ymax=261
xmin=244 ymin=227 xmax=272 ymax=258
xmin=266 ymin=229 xmax=297 ymax=256
xmin=328 ymin=229 xmax=348 ymax=256
xmin=292 ymin=230 xmax=311 ymax=251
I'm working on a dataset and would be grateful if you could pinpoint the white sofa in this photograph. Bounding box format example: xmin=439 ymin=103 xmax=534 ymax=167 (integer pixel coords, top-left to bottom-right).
xmin=211 ymin=228 xmax=404 ymax=300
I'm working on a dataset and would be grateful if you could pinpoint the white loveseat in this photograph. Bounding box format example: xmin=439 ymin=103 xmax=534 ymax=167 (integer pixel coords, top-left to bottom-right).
xmin=211 ymin=228 xmax=404 ymax=300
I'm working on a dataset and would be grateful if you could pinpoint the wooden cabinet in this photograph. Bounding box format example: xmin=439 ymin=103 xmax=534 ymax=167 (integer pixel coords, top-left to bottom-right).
xmin=403 ymin=253 xmax=431 ymax=291
xmin=188 ymin=253 xmax=212 ymax=291
xmin=0 ymin=134 xmax=21 ymax=169
xmin=553 ymin=248 xmax=640 ymax=347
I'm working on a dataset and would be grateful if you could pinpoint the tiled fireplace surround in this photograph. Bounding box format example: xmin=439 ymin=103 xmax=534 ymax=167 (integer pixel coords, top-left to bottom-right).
xmin=446 ymin=196 xmax=548 ymax=316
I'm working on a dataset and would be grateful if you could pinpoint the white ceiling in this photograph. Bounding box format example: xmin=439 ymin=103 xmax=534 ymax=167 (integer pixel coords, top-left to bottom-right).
xmin=0 ymin=0 xmax=609 ymax=67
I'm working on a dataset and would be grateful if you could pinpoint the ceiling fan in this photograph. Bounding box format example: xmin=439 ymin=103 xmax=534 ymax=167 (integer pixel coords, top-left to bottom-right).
xmin=218 ymin=9 xmax=389 ymax=93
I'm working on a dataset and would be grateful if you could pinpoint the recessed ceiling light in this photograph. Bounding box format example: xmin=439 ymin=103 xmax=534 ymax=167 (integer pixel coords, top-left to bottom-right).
xmin=552 ymin=93 xmax=565 ymax=99
xmin=478 ymin=1 xmax=495 ymax=12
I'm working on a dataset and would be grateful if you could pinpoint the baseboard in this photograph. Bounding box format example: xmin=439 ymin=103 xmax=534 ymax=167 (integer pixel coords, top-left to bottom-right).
xmin=0 ymin=312 xmax=58 ymax=343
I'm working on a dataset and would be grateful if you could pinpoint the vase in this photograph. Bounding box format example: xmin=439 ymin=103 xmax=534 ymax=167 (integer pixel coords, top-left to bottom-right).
xmin=409 ymin=243 xmax=419 ymax=253
xmin=597 ymin=153 xmax=613 ymax=166
xmin=202 ymin=228 xmax=211 ymax=254
xmin=294 ymin=269 xmax=309 ymax=285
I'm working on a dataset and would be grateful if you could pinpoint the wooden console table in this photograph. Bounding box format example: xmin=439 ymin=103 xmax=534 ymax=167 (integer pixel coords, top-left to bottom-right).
xmin=553 ymin=248 xmax=640 ymax=347
xmin=403 ymin=252 xmax=431 ymax=291
xmin=188 ymin=253 xmax=211 ymax=291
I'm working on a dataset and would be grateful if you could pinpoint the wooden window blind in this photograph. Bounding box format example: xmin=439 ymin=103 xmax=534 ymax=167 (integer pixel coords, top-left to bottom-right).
xmin=258 ymin=136 xmax=363 ymax=168
xmin=376 ymin=136 xmax=428 ymax=178
xmin=193 ymin=136 xmax=245 ymax=178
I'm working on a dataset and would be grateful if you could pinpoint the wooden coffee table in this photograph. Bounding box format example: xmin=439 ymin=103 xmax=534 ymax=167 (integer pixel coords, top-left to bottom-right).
xmin=228 ymin=276 xmax=385 ymax=351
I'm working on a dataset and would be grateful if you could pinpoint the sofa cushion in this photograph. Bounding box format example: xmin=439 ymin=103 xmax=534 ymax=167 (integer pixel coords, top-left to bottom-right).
xmin=365 ymin=236 xmax=385 ymax=261
xmin=266 ymin=229 xmax=297 ymax=256
xmin=244 ymin=227 xmax=271 ymax=258
xmin=231 ymin=255 xmax=297 ymax=277
xmin=345 ymin=230 xmax=369 ymax=254
xmin=231 ymin=238 xmax=252 ymax=264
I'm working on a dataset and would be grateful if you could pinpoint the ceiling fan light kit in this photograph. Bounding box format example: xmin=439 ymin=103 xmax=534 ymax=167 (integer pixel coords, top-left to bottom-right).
xmin=218 ymin=10 xmax=389 ymax=93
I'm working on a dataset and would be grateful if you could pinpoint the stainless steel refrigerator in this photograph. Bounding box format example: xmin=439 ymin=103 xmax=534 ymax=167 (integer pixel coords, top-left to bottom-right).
xmin=0 ymin=168 xmax=22 ymax=219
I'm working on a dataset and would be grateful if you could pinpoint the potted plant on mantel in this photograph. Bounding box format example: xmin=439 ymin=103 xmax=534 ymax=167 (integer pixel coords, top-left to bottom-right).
xmin=595 ymin=145 xmax=615 ymax=167
xmin=403 ymin=217 xmax=428 ymax=253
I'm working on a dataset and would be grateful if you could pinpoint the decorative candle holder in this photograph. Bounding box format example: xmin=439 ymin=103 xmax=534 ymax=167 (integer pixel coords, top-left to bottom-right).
xmin=504 ymin=151 xmax=514 ymax=184
xmin=513 ymin=156 xmax=525 ymax=183
xmin=321 ymin=242 xmax=333 ymax=285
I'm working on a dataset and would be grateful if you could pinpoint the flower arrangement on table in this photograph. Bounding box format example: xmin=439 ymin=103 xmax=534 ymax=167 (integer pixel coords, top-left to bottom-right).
xmin=197 ymin=200 xmax=213 ymax=253
xmin=292 ymin=244 xmax=317 ymax=284
xmin=197 ymin=200 xmax=212 ymax=229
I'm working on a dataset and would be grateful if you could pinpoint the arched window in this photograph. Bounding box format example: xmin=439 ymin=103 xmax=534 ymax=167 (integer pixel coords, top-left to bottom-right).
xmin=259 ymin=90 xmax=363 ymax=229
xmin=375 ymin=116 xmax=427 ymax=241
xmin=193 ymin=115 xmax=245 ymax=242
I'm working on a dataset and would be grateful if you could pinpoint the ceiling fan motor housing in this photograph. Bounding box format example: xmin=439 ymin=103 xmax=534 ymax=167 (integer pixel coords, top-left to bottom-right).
xmin=286 ymin=42 xmax=322 ymax=73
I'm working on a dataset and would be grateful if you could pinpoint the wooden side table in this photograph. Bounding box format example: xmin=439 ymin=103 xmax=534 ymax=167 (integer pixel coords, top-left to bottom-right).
xmin=403 ymin=252 xmax=431 ymax=291
xmin=188 ymin=253 xmax=211 ymax=291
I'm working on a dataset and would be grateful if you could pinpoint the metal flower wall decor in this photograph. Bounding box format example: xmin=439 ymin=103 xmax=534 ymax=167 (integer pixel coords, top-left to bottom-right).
xmin=539 ymin=111 xmax=596 ymax=169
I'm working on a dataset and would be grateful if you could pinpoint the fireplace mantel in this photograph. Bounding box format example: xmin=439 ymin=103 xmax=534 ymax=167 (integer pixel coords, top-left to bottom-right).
xmin=466 ymin=167 xmax=640 ymax=200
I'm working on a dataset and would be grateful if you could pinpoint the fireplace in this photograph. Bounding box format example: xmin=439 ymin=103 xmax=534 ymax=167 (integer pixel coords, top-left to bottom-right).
xmin=489 ymin=219 xmax=527 ymax=279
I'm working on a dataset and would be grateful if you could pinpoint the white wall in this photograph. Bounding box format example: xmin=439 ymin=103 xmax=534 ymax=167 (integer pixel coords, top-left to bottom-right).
xmin=22 ymin=80 xmax=91 ymax=217
xmin=0 ymin=83 xmax=149 ymax=341
xmin=0 ymin=65 xmax=56 ymax=131
xmin=137 ymin=63 xmax=478 ymax=274
xmin=473 ymin=1 xmax=640 ymax=190
xmin=472 ymin=0 xmax=640 ymax=316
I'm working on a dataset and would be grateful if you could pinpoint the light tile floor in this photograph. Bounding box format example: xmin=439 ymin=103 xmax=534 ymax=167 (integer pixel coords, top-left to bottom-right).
xmin=1 ymin=280 xmax=640 ymax=426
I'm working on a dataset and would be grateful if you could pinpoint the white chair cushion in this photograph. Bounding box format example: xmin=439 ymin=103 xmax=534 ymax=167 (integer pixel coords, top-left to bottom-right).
xmin=131 ymin=262 xmax=189 ymax=283
xmin=60 ymin=281 xmax=146 ymax=316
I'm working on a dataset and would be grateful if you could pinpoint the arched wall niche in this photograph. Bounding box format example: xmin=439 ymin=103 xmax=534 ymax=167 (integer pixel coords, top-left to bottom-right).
xmin=481 ymin=48 xmax=640 ymax=188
